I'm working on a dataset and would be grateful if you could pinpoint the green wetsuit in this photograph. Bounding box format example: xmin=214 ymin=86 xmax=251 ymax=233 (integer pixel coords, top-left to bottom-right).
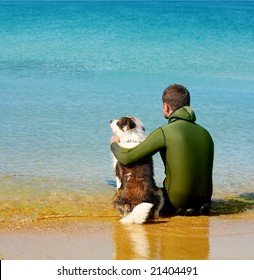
xmin=111 ymin=106 xmax=214 ymax=213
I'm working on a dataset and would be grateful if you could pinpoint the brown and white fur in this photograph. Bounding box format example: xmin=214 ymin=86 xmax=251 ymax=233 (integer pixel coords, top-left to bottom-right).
xmin=110 ymin=116 xmax=165 ymax=224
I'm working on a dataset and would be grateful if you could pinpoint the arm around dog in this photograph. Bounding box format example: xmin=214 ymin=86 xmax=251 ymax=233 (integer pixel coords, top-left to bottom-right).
xmin=110 ymin=127 xmax=165 ymax=165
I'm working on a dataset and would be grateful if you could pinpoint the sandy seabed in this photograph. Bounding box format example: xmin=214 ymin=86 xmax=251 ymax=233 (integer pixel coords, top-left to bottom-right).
xmin=0 ymin=210 xmax=254 ymax=260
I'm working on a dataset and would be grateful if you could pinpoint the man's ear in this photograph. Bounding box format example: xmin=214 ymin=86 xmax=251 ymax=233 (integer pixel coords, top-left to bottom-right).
xmin=163 ymin=102 xmax=170 ymax=117
xmin=165 ymin=103 xmax=170 ymax=114
xmin=163 ymin=102 xmax=174 ymax=118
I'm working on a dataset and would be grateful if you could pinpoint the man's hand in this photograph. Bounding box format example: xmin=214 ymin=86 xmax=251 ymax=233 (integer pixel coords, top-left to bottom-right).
xmin=110 ymin=135 xmax=120 ymax=144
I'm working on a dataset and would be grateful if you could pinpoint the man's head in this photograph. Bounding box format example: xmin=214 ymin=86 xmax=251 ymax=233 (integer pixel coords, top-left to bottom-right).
xmin=162 ymin=84 xmax=190 ymax=118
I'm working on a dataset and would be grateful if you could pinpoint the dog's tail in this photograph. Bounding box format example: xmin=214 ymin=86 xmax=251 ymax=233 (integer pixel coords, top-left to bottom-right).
xmin=120 ymin=202 xmax=153 ymax=224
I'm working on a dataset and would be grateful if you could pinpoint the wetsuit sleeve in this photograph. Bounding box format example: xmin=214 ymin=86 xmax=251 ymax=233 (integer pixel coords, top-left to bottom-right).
xmin=110 ymin=127 xmax=165 ymax=166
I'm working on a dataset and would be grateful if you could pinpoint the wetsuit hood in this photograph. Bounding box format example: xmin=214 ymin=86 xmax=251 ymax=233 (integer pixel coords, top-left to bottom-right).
xmin=168 ymin=106 xmax=196 ymax=123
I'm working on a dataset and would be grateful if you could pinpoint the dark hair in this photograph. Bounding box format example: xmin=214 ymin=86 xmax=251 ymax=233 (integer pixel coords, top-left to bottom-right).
xmin=162 ymin=84 xmax=190 ymax=112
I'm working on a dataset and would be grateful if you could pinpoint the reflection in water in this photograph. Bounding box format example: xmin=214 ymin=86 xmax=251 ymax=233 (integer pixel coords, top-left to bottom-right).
xmin=113 ymin=217 xmax=210 ymax=260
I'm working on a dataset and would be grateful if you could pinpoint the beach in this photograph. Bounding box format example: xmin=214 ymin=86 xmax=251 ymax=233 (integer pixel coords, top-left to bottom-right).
xmin=1 ymin=210 xmax=254 ymax=260
xmin=1 ymin=177 xmax=253 ymax=260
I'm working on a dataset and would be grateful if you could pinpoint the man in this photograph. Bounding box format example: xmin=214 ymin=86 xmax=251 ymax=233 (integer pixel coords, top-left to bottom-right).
xmin=110 ymin=84 xmax=214 ymax=216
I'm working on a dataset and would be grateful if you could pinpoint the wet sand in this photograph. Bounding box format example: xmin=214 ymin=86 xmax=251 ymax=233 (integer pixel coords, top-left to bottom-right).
xmin=0 ymin=210 xmax=254 ymax=260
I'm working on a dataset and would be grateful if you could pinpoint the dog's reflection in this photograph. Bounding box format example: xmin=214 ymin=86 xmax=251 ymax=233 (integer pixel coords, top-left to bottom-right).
xmin=113 ymin=217 xmax=210 ymax=260
xmin=114 ymin=224 xmax=151 ymax=259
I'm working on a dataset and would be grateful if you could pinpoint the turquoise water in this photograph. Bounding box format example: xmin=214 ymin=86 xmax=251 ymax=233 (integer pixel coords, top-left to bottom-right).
xmin=0 ymin=1 xmax=254 ymax=220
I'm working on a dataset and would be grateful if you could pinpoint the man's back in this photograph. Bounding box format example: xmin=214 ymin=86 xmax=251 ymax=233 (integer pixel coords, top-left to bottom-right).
xmin=161 ymin=117 xmax=214 ymax=210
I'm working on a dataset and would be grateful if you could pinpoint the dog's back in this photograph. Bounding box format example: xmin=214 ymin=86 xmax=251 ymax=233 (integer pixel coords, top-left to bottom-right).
xmin=113 ymin=158 xmax=164 ymax=223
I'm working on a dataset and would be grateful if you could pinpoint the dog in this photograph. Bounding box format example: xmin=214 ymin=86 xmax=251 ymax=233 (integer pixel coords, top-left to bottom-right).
xmin=110 ymin=116 xmax=166 ymax=224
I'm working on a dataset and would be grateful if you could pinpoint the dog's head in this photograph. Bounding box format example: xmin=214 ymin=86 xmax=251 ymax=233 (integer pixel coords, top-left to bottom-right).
xmin=110 ymin=116 xmax=146 ymax=140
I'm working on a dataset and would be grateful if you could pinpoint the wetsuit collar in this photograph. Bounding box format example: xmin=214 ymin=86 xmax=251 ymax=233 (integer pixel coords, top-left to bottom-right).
xmin=168 ymin=106 xmax=196 ymax=124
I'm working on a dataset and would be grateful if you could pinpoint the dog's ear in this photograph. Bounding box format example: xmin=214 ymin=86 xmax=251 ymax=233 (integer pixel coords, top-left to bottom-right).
xmin=131 ymin=117 xmax=145 ymax=131
xmin=127 ymin=118 xmax=136 ymax=130
xmin=116 ymin=119 xmax=124 ymax=130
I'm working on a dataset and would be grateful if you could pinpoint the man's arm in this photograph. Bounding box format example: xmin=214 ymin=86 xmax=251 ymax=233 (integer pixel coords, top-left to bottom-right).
xmin=110 ymin=127 xmax=165 ymax=166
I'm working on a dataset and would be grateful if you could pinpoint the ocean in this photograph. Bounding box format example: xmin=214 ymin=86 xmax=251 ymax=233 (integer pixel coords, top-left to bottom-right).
xmin=0 ymin=1 xmax=254 ymax=221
